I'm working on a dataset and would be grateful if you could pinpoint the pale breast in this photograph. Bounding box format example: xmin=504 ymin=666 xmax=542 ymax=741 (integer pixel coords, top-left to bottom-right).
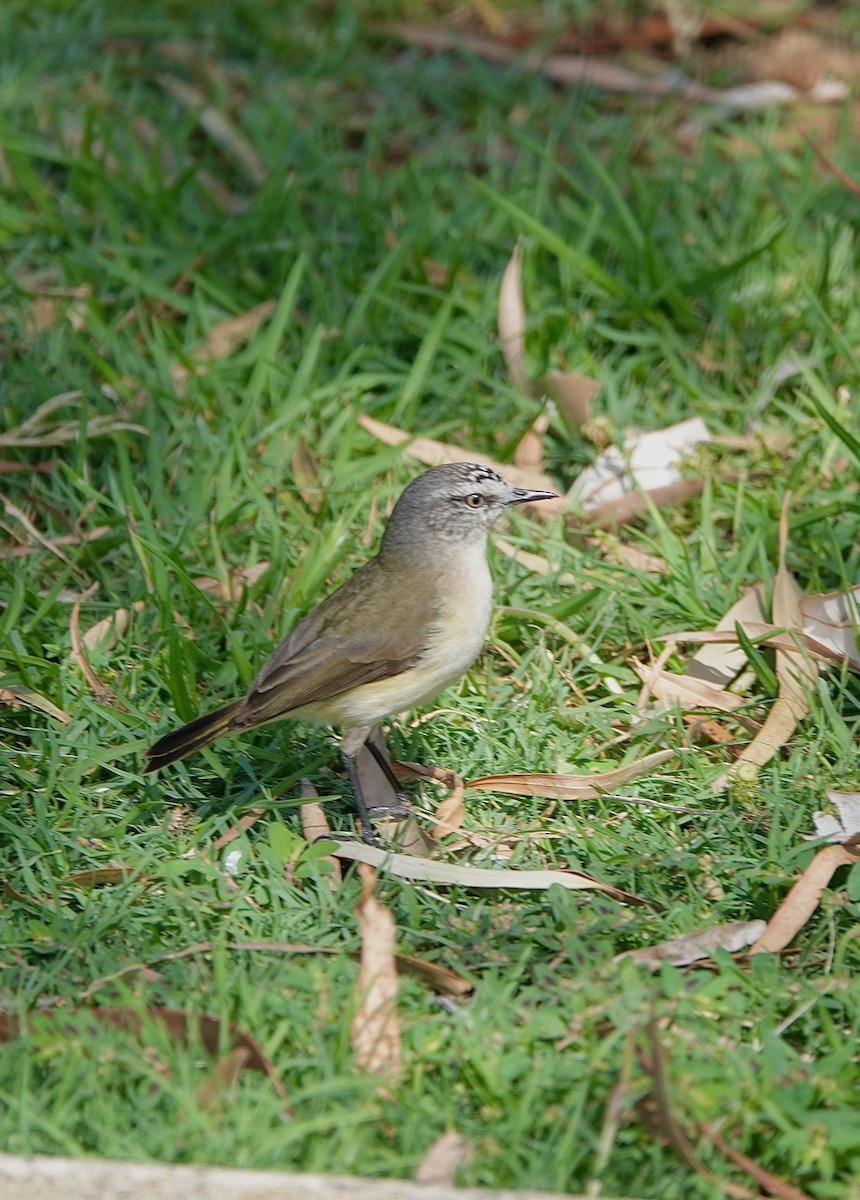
xmin=314 ymin=549 xmax=493 ymax=730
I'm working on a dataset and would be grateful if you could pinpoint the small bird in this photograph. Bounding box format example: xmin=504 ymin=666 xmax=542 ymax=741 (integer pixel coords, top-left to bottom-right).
xmin=144 ymin=462 xmax=556 ymax=838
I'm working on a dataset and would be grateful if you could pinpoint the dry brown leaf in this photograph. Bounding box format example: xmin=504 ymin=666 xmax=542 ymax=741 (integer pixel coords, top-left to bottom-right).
xmin=382 ymin=23 xmax=844 ymax=109
xmin=685 ymin=584 xmax=766 ymax=687
xmin=192 ymin=562 xmax=269 ymax=603
xmin=299 ymin=781 xmax=342 ymax=887
xmin=714 ymin=497 xmax=815 ymax=791
xmin=801 ymin=585 xmax=860 ymax=670
xmin=632 ymin=661 xmax=746 ymax=714
xmin=61 ymin=867 xmax=134 ymax=888
xmin=156 ymin=75 xmax=267 ymax=184
xmin=588 ymin=536 xmax=668 ymax=575
xmin=0 ymin=524 xmax=111 ymax=559
xmin=751 ymin=844 xmax=856 ymax=955
xmin=80 ymin=600 xmax=146 ymax=655
xmin=170 ymin=300 xmax=277 ymax=395
xmin=26 ymin=296 xmax=59 ymax=333
xmin=351 ymin=864 xmax=402 ymax=1077
xmin=394 ymin=955 xmax=473 ymax=998
xmin=543 ymin=371 xmax=601 ymax=432
xmin=498 ymin=239 xmax=528 ymax=392
xmin=197 ymin=1045 xmax=253 ymax=1112
xmin=432 ymin=777 xmax=466 ymax=840
xmin=616 ymin=920 xmax=767 ymax=970
xmin=667 ymin=623 xmax=857 ymax=671
xmin=329 ymin=839 xmax=647 ymax=905
xmin=583 ymin=478 xmax=707 ymax=531
xmin=514 ymin=411 xmax=549 ymax=475
xmin=0 ymin=1006 xmax=290 ymax=1105
xmin=357 ymin=413 xmax=564 ymax=515
xmin=0 ymin=392 xmax=145 ymax=449
xmin=0 ymin=682 xmax=71 ymax=725
xmin=291 ymin=436 xmax=323 ymax=513
xmin=468 ymin=749 xmax=674 ymax=801
xmin=415 ymin=1130 xmax=475 ymax=1186
xmin=699 ymin=1122 xmax=815 ymax=1200
xmin=493 ymin=537 xmax=576 ymax=583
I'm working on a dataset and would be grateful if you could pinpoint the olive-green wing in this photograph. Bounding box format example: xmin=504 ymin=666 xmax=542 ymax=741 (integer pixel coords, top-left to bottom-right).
xmin=234 ymin=567 xmax=436 ymax=726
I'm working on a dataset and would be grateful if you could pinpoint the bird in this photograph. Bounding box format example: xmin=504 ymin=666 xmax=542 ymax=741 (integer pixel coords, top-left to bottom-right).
xmin=143 ymin=462 xmax=557 ymax=839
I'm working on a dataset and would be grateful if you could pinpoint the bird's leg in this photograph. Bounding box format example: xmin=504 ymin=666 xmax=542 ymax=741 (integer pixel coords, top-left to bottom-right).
xmin=340 ymin=749 xmax=379 ymax=845
xmin=365 ymin=733 xmax=410 ymax=817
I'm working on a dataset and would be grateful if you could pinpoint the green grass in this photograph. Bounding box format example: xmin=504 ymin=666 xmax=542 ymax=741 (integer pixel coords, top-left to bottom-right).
xmin=1 ymin=1 xmax=859 ymax=1196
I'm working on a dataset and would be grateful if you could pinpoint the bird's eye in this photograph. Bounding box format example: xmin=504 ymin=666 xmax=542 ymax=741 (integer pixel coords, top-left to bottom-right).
xmin=464 ymin=493 xmax=484 ymax=508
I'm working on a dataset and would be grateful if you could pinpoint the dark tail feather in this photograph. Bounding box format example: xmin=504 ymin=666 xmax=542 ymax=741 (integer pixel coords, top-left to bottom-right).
xmin=143 ymin=700 xmax=244 ymax=773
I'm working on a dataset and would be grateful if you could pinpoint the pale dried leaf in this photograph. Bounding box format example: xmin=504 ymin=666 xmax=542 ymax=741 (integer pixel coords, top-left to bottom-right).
xmin=543 ymin=371 xmax=601 ymax=432
xmin=493 ymin=537 xmax=576 ymax=583
xmin=801 ymin=585 xmax=860 ymax=670
xmin=0 ymin=683 xmax=71 ymax=725
xmin=569 ymin=417 xmax=711 ymax=512
xmin=26 ymin=297 xmax=59 ymax=334
xmin=170 ymin=300 xmax=277 ymax=394
xmin=632 ymin=662 xmax=746 ymax=713
xmin=714 ymin=498 xmax=814 ymax=790
xmin=292 ymin=436 xmax=323 ymax=512
xmin=589 ymin=537 xmax=668 ymax=575
xmin=351 ymin=864 xmax=401 ymax=1077
xmin=357 ymin=413 xmax=563 ymax=515
xmin=813 ymin=790 xmax=860 ymax=844
xmin=468 ymin=749 xmax=674 ymax=800
xmin=329 ymin=842 xmax=647 ymax=905
xmin=751 ymin=844 xmax=856 ymax=954
xmin=514 ymin=411 xmax=549 ymax=475
xmin=432 ymin=776 xmax=466 ymax=840
xmin=668 ymin=623 xmax=857 ymax=670
xmin=415 ymin=1130 xmax=474 ymax=1186
xmin=193 ymin=562 xmax=269 ymax=603
xmin=157 ymin=75 xmax=267 ymax=184
xmin=498 ymin=240 xmax=528 ymax=392
xmin=685 ymin=584 xmax=766 ymax=687
xmin=81 ymin=599 xmax=147 ymax=654
xmin=299 ymin=783 xmax=342 ymax=887
xmin=617 ymin=920 xmax=767 ymax=970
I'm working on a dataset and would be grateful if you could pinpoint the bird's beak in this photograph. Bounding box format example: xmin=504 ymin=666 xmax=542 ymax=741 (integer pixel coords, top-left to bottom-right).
xmin=506 ymin=487 xmax=558 ymax=506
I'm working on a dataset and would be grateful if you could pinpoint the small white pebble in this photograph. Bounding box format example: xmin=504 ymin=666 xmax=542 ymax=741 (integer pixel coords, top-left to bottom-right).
xmin=223 ymin=849 xmax=243 ymax=877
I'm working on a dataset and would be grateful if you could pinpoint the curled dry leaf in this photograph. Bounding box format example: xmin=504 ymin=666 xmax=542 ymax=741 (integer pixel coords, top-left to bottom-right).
xmin=467 ymin=749 xmax=674 ymax=801
xmin=801 ymin=584 xmax=860 ymax=671
xmin=291 ymin=436 xmax=323 ymax=513
xmin=193 ymin=562 xmax=269 ymax=603
xmin=156 ymin=75 xmax=268 ymax=184
xmin=751 ymin=844 xmax=856 ymax=955
xmin=633 ymin=661 xmax=746 ymax=714
xmin=498 ymin=239 xmax=528 ymax=393
xmin=170 ymin=300 xmax=277 ymax=395
xmin=569 ymin=417 xmax=711 ymax=515
xmin=330 ymin=839 xmax=648 ymax=905
xmin=299 ymin=781 xmax=342 ymax=887
xmin=0 ymin=391 xmax=145 ymax=449
xmin=684 ymin=584 xmax=766 ymax=688
xmin=357 ymin=413 xmax=564 ymax=516
xmin=514 ymin=411 xmax=549 ymax=476
xmin=713 ymin=496 xmax=816 ymax=792
xmin=0 ymin=682 xmax=71 ymax=725
xmin=351 ymin=864 xmax=402 ymax=1078
xmin=616 ymin=920 xmax=767 ymax=970
xmin=394 ymin=955 xmax=473 ymax=998
xmin=0 ymin=1006 xmax=290 ymax=1105
xmin=543 ymin=371 xmax=601 ymax=433
xmin=813 ymin=790 xmax=860 ymax=844
xmin=415 ymin=1130 xmax=475 ymax=1186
